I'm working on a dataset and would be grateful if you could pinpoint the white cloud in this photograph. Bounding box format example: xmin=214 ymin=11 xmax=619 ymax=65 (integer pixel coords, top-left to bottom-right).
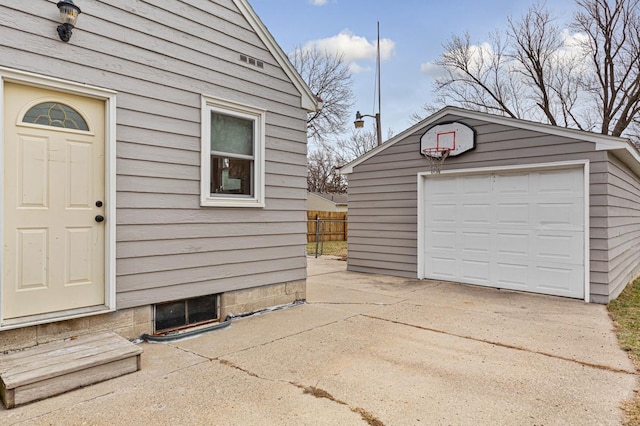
xmin=420 ymin=62 xmax=446 ymax=78
xmin=309 ymin=0 xmax=328 ymax=5
xmin=301 ymin=30 xmax=396 ymax=64
xmin=420 ymin=31 xmax=590 ymax=79
xmin=420 ymin=41 xmax=494 ymax=78
xmin=349 ymin=63 xmax=371 ymax=74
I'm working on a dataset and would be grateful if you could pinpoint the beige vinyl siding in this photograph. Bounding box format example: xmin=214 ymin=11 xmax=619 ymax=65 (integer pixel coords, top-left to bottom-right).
xmin=0 ymin=1 xmax=308 ymax=308
xmin=602 ymin=153 xmax=640 ymax=302
xmin=348 ymin=114 xmax=609 ymax=301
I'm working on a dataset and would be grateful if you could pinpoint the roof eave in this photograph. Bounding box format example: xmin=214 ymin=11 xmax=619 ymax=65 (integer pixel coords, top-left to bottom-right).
xmin=340 ymin=106 xmax=639 ymax=174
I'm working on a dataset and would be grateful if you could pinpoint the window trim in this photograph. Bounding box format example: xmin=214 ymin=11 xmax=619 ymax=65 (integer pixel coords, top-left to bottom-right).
xmin=200 ymin=95 xmax=266 ymax=208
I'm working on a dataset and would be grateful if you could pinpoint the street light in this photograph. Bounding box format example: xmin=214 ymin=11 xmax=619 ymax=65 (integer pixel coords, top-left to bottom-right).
xmin=354 ymin=111 xmax=382 ymax=146
xmin=353 ymin=22 xmax=383 ymax=147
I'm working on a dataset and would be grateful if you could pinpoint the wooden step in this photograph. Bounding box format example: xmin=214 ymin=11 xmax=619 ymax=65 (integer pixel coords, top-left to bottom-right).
xmin=0 ymin=332 xmax=143 ymax=408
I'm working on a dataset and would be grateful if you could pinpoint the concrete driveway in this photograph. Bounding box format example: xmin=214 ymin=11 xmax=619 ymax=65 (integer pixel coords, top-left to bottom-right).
xmin=1 ymin=257 xmax=637 ymax=425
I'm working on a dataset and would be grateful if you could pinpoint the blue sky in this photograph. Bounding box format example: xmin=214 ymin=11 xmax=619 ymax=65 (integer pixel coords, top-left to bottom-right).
xmin=251 ymin=0 xmax=578 ymax=139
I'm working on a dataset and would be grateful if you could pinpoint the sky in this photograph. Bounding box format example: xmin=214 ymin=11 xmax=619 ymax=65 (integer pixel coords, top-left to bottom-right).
xmin=250 ymin=0 xmax=578 ymax=140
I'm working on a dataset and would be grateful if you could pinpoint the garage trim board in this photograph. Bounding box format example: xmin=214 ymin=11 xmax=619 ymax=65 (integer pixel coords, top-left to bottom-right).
xmin=417 ymin=160 xmax=590 ymax=302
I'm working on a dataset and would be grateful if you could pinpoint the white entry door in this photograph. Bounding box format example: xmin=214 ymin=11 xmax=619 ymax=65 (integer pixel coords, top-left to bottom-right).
xmin=423 ymin=167 xmax=586 ymax=299
xmin=2 ymin=82 xmax=106 ymax=320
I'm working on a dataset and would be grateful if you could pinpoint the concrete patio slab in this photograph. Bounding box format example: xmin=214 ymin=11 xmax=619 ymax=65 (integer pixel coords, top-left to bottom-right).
xmin=0 ymin=256 xmax=636 ymax=425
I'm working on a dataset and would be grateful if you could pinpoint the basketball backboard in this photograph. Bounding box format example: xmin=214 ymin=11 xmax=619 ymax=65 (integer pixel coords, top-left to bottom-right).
xmin=420 ymin=122 xmax=475 ymax=158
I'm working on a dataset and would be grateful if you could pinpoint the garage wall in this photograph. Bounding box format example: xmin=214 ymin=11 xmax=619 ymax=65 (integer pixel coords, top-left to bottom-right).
xmin=603 ymin=153 xmax=640 ymax=302
xmin=347 ymin=114 xmax=609 ymax=301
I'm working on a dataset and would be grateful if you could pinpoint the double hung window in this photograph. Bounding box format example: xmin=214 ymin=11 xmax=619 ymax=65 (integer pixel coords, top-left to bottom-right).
xmin=201 ymin=96 xmax=265 ymax=207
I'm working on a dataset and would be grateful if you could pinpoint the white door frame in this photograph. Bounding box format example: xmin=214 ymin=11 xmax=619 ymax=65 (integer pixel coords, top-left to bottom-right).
xmin=417 ymin=159 xmax=590 ymax=303
xmin=0 ymin=67 xmax=117 ymax=329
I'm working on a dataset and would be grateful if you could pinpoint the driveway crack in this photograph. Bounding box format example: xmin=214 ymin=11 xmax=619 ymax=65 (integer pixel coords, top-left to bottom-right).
xmin=218 ymin=359 xmax=384 ymax=426
xmin=363 ymin=314 xmax=637 ymax=375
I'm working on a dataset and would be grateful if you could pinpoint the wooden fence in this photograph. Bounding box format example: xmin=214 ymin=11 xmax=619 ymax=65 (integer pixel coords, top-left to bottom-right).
xmin=307 ymin=211 xmax=348 ymax=242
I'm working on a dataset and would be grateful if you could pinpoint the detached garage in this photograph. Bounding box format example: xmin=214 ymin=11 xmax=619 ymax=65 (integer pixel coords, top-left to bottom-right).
xmin=341 ymin=107 xmax=640 ymax=303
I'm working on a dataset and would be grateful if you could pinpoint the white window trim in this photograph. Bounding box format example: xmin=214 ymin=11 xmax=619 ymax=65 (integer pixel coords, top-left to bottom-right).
xmin=200 ymin=95 xmax=266 ymax=208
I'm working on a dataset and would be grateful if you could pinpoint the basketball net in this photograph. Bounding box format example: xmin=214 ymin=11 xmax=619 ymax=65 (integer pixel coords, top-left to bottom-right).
xmin=422 ymin=147 xmax=451 ymax=174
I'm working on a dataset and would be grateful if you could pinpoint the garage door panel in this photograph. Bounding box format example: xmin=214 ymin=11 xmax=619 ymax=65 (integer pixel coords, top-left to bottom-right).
xmin=536 ymin=202 xmax=583 ymax=228
xmin=462 ymin=203 xmax=492 ymax=225
xmin=426 ymin=203 xmax=457 ymax=224
xmin=461 ymin=174 xmax=492 ymax=195
xmin=461 ymin=231 xmax=491 ymax=254
xmin=497 ymin=203 xmax=530 ymax=225
xmin=496 ymin=232 xmax=530 ymax=257
xmin=534 ymin=265 xmax=582 ymax=295
xmin=494 ymin=173 xmax=530 ymax=194
xmin=423 ymin=166 xmax=585 ymax=299
xmin=425 ymin=177 xmax=457 ymax=196
xmin=426 ymin=256 xmax=456 ymax=279
xmin=459 ymin=258 xmax=491 ymax=284
xmin=426 ymin=228 xmax=457 ymax=251
xmin=534 ymin=232 xmax=583 ymax=263
xmin=536 ymin=169 xmax=583 ymax=194
xmin=495 ymin=262 xmax=529 ymax=289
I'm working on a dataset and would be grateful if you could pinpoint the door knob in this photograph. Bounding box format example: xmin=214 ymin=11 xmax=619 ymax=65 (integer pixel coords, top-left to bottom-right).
xmin=95 ymin=215 xmax=105 ymax=223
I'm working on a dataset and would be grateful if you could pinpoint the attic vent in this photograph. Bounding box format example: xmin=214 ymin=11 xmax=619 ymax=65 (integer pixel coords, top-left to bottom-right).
xmin=240 ymin=54 xmax=264 ymax=69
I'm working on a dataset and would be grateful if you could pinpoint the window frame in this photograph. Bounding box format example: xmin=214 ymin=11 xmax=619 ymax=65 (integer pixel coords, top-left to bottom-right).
xmin=200 ymin=95 xmax=266 ymax=208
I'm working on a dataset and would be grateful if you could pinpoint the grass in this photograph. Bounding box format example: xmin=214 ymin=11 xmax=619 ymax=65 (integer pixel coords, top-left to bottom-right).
xmin=608 ymin=277 xmax=640 ymax=425
xmin=306 ymin=240 xmax=348 ymax=258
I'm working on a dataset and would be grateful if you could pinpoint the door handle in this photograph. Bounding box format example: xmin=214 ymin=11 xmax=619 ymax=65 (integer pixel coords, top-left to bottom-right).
xmin=95 ymin=215 xmax=105 ymax=223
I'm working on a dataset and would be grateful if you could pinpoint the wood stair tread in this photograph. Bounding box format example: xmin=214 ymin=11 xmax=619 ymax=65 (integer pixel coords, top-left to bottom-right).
xmin=0 ymin=332 xmax=143 ymax=408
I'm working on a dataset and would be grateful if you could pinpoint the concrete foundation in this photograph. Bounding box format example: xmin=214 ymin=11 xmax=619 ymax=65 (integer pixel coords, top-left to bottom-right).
xmin=0 ymin=280 xmax=306 ymax=352
xmin=220 ymin=280 xmax=306 ymax=319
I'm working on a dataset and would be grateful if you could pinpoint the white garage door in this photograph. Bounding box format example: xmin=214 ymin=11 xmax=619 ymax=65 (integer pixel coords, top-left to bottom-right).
xmin=423 ymin=167 xmax=585 ymax=299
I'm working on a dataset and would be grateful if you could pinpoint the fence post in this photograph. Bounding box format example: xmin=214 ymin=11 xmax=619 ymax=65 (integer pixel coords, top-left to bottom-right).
xmin=315 ymin=215 xmax=320 ymax=258
xmin=343 ymin=213 xmax=347 ymax=241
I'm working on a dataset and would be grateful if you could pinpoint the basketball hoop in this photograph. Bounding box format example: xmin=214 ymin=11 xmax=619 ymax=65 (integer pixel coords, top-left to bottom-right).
xmin=422 ymin=147 xmax=451 ymax=174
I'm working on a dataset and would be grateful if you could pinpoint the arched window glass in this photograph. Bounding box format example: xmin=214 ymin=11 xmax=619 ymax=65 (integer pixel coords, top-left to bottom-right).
xmin=22 ymin=102 xmax=89 ymax=131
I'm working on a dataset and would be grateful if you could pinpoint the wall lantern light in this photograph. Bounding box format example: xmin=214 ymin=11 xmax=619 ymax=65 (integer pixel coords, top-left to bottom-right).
xmin=56 ymin=0 xmax=81 ymax=42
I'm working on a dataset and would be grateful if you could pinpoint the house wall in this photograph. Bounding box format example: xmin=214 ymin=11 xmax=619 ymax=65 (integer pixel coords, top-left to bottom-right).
xmin=603 ymin=153 xmax=640 ymax=302
xmin=307 ymin=193 xmax=347 ymax=212
xmin=0 ymin=1 xmax=308 ymax=310
xmin=347 ymin=114 xmax=610 ymax=302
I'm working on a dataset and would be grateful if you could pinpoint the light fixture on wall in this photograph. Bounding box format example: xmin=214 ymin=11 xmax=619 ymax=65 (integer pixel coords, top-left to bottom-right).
xmin=56 ymin=0 xmax=81 ymax=42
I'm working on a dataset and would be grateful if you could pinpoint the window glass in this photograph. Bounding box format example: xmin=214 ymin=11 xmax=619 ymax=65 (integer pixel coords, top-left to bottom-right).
xmin=210 ymin=112 xmax=253 ymax=156
xmin=22 ymin=102 xmax=89 ymax=131
xmin=155 ymin=301 xmax=186 ymax=331
xmin=187 ymin=295 xmax=218 ymax=324
xmin=210 ymin=156 xmax=253 ymax=196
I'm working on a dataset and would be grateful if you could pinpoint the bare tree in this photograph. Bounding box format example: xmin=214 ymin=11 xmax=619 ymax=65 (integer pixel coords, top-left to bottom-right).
xmin=307 ymin=141 xmax=347 ymax=193
xmin=424 ymin=0 xmax=640 ymax=139
xmin=432 ymin=31 xmax=525 ymax=118
xmin=306 ymin=129 xmax=383 ymax=193
xmin=289 ymin=46 xmax=355 ymax=143
xmin=334 ymin=128 xmax=379 ymax=165
xmin=573 ymin=0 xmax=640 ymax=137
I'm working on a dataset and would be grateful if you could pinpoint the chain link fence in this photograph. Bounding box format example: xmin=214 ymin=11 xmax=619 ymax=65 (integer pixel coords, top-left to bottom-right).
xmin=307 ymin=212 xmax=348 ymax=258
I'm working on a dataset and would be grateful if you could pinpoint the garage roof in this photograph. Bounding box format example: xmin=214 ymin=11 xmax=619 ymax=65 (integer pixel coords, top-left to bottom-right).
xmin=339 ymin=106 xmax=640 ymax=175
